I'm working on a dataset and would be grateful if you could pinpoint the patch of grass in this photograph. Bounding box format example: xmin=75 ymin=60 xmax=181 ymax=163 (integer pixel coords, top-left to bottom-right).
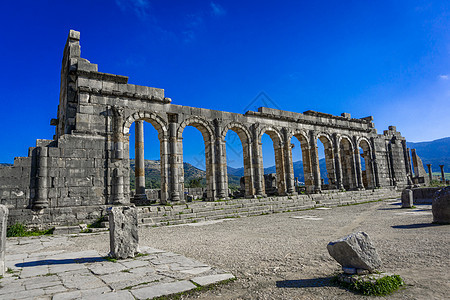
xmin=134 ymin=253 xmax=149 ymax=258
xmin=42 ymin=273 xmax=57 ymax=277
xmin=335 ymin=274 xmax=404 ymax=296
xmin=121 ymin=269 xmax=131 ymax=273
xmin=6 ymin=268 xmax=15 ymax=274
xmin=7 ymin=223 xmax=54 ymax=237
xmin=80 ymin=229 xmax=92 ymax=233
xmin=103 ymin=256 xmax=117 ymax=263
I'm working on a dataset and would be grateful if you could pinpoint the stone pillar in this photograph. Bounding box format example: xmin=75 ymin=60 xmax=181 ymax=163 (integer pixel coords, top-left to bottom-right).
xmin=401 ymin=189 xmax=413 ymax=208
xmin=274 ymin=143 xmax=287 ymax=195
xmin=309 ymin=132 xmax=321 ymax=192
xmin=159 ymin=137 xmax=169 ymax=204
xmin=283 ymin=131 xmax=295 ymax=195
xmin=168 ymin=114 xmax=180 ymax=201
xmin=134 ymin=120 xmax=147 ymax=201
xmin=301 ymin=144 xmax=315 ymax=193
xmin=370 ymin=138 xmax=381 ymax=188
xmin=216 ymin=139 xmax=228 ymax=199
xmin=427 ymin=164 xmax=433 ymax=183
xmin=253 ymin=134 xmax=265 ymax=196
xmin=108 ymin=206 xmax=139 ymax=259
xmin=0 ymin=205 xmax=8 ymax=277
xmin=440 ymin=165 xmax=445 ymax=183
xmin=354 ymin=146 xmax=364 ymax=189
xmin=113 ymin=168 xmax=125 ymax=204
xmin=34 ymin=146 xmax=49 ymax=209
xmin=333 ymin=134 xmax=344 ymax=190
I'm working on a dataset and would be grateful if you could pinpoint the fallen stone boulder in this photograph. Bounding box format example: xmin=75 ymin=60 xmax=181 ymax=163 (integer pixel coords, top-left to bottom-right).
xmin=0 ymin=205 xmax=8 ymax=277
xmin=327 ymin=232 xmax=382 ymax=273
xmin=108 ymin=206 xmax=139 ymax=259
xmin=432 ymin=186 xmax=450 ymax=224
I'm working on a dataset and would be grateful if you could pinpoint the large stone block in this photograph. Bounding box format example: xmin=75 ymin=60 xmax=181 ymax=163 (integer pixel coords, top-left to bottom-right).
xmin=401 ymin=189 xmax=413 ymax=208
xmin=0 ymin=205 xmax=8 ymax=277
xmin=327 ymin=232 xmax=382 ymax=272
xmin=432 ymin=186 xmax=450 ymax=224
xmin=108 ymin=206 xmax=139 ymax=259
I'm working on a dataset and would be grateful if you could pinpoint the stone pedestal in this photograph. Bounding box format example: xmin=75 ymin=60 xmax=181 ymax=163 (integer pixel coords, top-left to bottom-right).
xmin=401 ymin=189 xmax=414 ymax=208
xmin=0 ymin=205 xmax=8 ymax=277
xmin=108 ymin=206 xmax=139 ymax=259
xmin=432 ymin=187 xmax=450 ymax=224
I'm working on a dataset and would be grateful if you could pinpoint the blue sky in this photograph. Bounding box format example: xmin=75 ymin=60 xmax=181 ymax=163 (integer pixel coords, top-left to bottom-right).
xmin=1 ymin=0 xmax=449 ymax=169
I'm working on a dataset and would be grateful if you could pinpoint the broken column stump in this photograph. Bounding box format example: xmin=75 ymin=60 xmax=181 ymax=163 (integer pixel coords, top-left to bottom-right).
xmin=327 ymin=231 xmax=382 ymax=273
xmin=108 ymin=206 xmax=139 ymax=259
xmin=401 ymin=189 xmax=414 ymax=208
xmin=432 ymin=186 xmax=450 ymax=224
xmin=0 ymin=205 xmax=8 ymax=277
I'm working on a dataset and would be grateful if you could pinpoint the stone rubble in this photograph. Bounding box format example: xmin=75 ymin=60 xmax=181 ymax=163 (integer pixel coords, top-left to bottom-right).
xmin=327 ymin=231 xmax=382 ymax=273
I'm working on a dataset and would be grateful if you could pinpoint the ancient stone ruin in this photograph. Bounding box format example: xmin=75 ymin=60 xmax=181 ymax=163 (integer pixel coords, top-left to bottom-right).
xmin=0 ymin=30 xmax=429 ymax=227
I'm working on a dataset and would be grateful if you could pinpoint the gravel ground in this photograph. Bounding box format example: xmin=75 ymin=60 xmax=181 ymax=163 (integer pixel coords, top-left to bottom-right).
xmin=55 ymin=199 xmax=449 ymax=299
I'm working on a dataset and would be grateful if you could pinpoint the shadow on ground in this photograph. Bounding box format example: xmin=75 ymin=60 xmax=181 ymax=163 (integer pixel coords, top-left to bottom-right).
xmin=391 ymin=223 xmax=441 ymax=229
xmin=276 ymin=277 xmax=336 ymax=288
xmin=16 ymin=257 xmax=105 ymax=267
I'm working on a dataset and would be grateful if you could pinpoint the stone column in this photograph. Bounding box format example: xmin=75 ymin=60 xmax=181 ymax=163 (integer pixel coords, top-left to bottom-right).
xmin=168 ymin=114 xmax=180 ymax=201
xmin=309 ymin=132 xmax=321 ymax=192
xmin=283 ymin=130 xmax=295 ymax=195
xmin=427 ymin=164 xmax=433 ymax=183
xmin=274 ymin=143 xmax=287 ymax=195
xmin=108 ymin=206 xmax=139 ymax=259
xmin=113 ymin=168 xmax=125 ymax=204
xmin=0 ymin=205 xmax=8 ymax=277
xmin=370 ymin=137 xmax=381 ymax=187
xmin=252 ymin=134 xmax=265 ymax=196
xmin=159 ymin=137 xmax=169 ymax=204
xmin=216 ymin=139 xmax=228 ymax=199
xmin=134 ymin=120 xmax=147 ymax=201
xmin=440 ymin=165 xmax=445 ymax=183
xmin=34 ymin=146 xmax=49 ymax=209
xmin=354 ymin=145 xmax=364 ymax=189
xmin=333 ymin=134 xmax=344 ymax=190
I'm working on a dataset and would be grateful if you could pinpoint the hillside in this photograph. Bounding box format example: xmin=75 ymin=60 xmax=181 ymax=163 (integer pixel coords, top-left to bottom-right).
xmin=407 ymin=137 xmax=450 ymax=172
xmin=129 ymin=159 xmax=241 ymax=190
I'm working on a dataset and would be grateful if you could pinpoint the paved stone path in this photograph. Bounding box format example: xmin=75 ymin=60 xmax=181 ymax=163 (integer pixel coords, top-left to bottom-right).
xmin=1 ymin=235 xmax=234 ymax=299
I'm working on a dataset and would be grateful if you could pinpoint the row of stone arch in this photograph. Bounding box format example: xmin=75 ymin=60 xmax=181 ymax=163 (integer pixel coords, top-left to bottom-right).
xmin=122 ymin=112 xmax=379 ymax=202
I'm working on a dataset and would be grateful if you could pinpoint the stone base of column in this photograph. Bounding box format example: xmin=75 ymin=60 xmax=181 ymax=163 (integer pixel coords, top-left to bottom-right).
xmin=33 ymin=200 xmax=48 ymax=210
xmin=133 ymin=193 xmax=152 ymax=206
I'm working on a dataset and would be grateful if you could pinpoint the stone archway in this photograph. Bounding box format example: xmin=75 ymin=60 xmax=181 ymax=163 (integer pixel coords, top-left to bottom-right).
xmin=220 ymin=122 xmax=254 ymax=197
xmin=178 ymin=117 xmax=216 ymax=200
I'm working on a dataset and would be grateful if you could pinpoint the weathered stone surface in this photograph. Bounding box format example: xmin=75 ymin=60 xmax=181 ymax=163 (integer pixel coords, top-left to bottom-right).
xmin=0 ymin=29 xmax=417 ymax=229
xmin=108 ymin=206 xmax=139 ymax=259
xmin=327 ymin=232 xmax=382 ymax=272
xmin=432 ymin=186 xmax=450 ymax=224
xmin=0 ymin=205 xmax=8 ymax=277
xmin=401 ymin=189 xmax=413 ymax=208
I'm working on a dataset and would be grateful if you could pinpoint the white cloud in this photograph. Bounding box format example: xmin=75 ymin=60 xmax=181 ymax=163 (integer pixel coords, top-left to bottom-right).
xmin=115 ymin=0 xmax=151 ymax=20
xmin=210 ymin=2 xmax=226 ymax=16
xmin=439 ymin=74 xmax=449 ymax=80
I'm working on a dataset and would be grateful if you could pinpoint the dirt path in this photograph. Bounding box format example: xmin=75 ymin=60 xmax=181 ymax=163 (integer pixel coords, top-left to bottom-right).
xmin=59 ymin=199 xmax=449 ymax=299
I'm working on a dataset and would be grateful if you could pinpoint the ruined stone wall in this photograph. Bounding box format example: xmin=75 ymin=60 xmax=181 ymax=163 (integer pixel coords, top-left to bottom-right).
xmin=0 ymin=30 xmax=419 ymax=226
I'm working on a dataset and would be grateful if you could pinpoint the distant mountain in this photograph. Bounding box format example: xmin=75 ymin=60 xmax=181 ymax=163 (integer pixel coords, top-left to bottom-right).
xmin=0 ymin=163 xmax=13 ymax=167
xmin=129 ymin=159 xmax=241 ymax=190
xmin=227 ymin=158 xmax=329 ymax=183
xmin=407 ymin=137 xmax=450 ymax=172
